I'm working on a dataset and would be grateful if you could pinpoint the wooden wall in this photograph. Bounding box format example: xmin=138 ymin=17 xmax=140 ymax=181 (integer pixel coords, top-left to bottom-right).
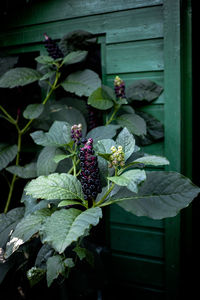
xmin=0 ymin=0 xmax=191 ymax=299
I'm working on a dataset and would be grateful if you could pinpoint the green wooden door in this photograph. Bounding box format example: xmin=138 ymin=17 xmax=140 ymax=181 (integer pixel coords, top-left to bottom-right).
xmin=0 ymin=0 xmax=192 ymax=298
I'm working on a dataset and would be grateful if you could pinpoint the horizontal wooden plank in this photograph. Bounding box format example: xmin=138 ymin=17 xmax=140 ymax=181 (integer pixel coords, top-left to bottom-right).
xmin=106 ymin=71 xmax=164 ymax=104
xmin=4 ymin=0 xmax=163 ymax=29
xmin=110 ymin=252 xmax=164 ymax=287
xmin=106 ymin=281 xmax=165 ymax=300
xmin=143 ymin=141 xmax=164 ymax=156
xmin=0 ymin=6 xmax=163 ymax=48
xmin=138 ymin=104 xmax=164 ymax=122
xmin=110 ymin=204 xmax=164 ymax=228
xmin=106 ymin=39 xmax=164 ymax=74
xmin=109 ymin=224 xmax=164 ymax=257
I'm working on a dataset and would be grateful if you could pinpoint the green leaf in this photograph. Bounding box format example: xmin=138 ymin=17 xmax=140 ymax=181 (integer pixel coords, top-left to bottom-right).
xmin=108 ymin=170 xmax=146 ymax=193
xmin=101 ymin=85 xmax=116 ymax=101
xmin=0 ymin=207 xmax=25 ymax=248
xmin=116 ymin=127 xmax=135 ymax=161
xmin=39 ymin=70 xmax=56 ymax=81
xmin=5 ymin=208 xmax=51 ymax=258
xmin=30 ymin=121 xmax=71 ymax=147
xmin=133 ymin=155 xmax=169 ymax=166
xmin=73 ymin=246 xmax=94 ymax=265
xmin=27 ymin=267 xmax=46 ymax=287
xmin=21 ymin=191 xmax=49 ymax=217
xmin=62 ymin=51 xmax=88 ymax=65
xmin=0 ymin=68 xmax=41 ymax=88
xmin=49 ymin=104 xmax=87 ymax=136
xmin=23 ymin=103 xmax=44 ymax=119
xmin=6 ymin=162 xmax=37 ymax=178
xmin=46 ymin=255 xmax=65 ymax=287
xmin=116 ymin=113 xmax=146 ymax=136
xmin=58 ymin=200 xmax=83 ymax=207
xmin=87 ymin=125 xmax=120 ymax=144
xmin=0 ymin=144 xmax=18 ymax=171
xmin=61 ymin=69 xmax=101 ymax=97
xmin=88 ymin=87 xmax=114 ymax=110
xmin=54 ymin=153 xmax=73 ymax=164
xmin=109 ymin=171 xmax=200 ymax=219
xmin=25 ymin=173 xmax=84 ymax=201
xmin=135 ymin=111 xmax=164 ymax=146
xmin=95 ymin=139 xmax=116 ymax=155
xmin=35 ymin=55 xmax=54 ymax=65
xmin=40 ymin=207 xmax=102 ymax=253
xmin=36 ymin=146 xmax=64 ymax=176
xmin=126 ymin=79 xmax=163 ymax=102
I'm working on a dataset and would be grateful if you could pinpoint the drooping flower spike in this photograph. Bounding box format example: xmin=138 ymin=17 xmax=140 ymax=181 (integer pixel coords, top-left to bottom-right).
xmin=79 ymin=138 xmax=102 ymax=205
xmin=71 ymin=124 xmax=82 ymax=145
xmin=114 ymin=76 xmax=126 ymax=99
xmin=44 ymin=33 xmax=64 ymax=59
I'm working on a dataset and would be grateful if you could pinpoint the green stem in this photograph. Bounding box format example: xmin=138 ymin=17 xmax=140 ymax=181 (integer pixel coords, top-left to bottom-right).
xmin=95 ymin=182 xmax=115 ymax=207
xmin=105 ymin=104 xmax=120 ymax=125
xmin=0 ymin=105 xmax=16 ymax=125
xmin=3 ymin=70 xmax=60 ymax=213
xmin=4 ymin=130 xmax=22 ymax=213
xmin=20 ymin=72 xmax=60 ymax=135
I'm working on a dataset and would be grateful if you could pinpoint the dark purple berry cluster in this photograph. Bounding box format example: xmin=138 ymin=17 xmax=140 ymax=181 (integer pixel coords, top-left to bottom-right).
xmin=87 ymin=104 xmax=100 ymax=131
xmin=71 ymin=124 xmax=82 ymax=145
xmin=114 ymin=75 xmax=126 ymax=99
xmin=79 ymin=138 xmax=102 ymax=204
xmin=44 ymin=33 xmax=64 ymax=59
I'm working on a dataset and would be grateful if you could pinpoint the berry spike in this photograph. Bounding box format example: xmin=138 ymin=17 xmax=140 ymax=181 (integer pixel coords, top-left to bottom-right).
xmin=43 ymin=33 xmax=64 ymax=59
xmin=79 ymin=138 xmax=102 ymax=206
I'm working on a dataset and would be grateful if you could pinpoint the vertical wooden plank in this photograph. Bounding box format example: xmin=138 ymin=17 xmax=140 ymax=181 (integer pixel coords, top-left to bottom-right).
xmin=163 ymin=0 xmax=181 ymax=299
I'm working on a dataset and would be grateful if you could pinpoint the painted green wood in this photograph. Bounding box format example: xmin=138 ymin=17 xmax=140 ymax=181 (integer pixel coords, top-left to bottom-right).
xmin=0 ymin=6 xmax=163 ymax=48
xmin=106 ymin=71 xmax=164 ymax=104
xmin=110 ymin=253 xmax=164 ymax=286
xmin=110 ymin=224 xmax=164 ymax=258
xmin=163 ymin=0 xmax=181 ymax=299
xmin=0 ymin=1 xmax=190 ymax=298
xmin=106 ymin=39 xmax=164 ymax=74
xmin=110 ymin=205 xmax=164 ymax=229
xmin=5 ymin=0 xmax=163 ymax=29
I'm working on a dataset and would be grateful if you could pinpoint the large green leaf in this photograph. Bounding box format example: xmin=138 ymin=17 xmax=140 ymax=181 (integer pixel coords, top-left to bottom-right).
xmin=5 ymin=209 xmax=51 ymax=258
xmin=46 ymin=255 xmax=65 ymax=287
xmin=108 ymin=169 xmax=146 ymax=193
xmin=116 ymin=113 xmax=146 ymax=136
xmin=21 ymin=192 xmax=49 ymax=217
xmin=36 ymin=146 xmax=64 ymax=176
xmin=88 ymin=87 xmax=114 ymax=110
xmin=62 ymin=51 xmax=88 ymax=65
xmin=6 ymin=162 xmax=37 ymax=178
xmin=133 ymin=155 xmax=169 ymax=166
xmin=61 ymin=69 xmax=101 ymax=97
xmin=0 ymin=144 xmax=18 ymax=171
xmin=126 ymin=79 xmax=163 ymax=102
xmin=40 ymin=207 xmax=102 ymax=253
xmin=35 ymin=55 xmax=54 ymax=65
xmin=0 ymin=68 xmax=41 ymax=88
xmin=0 ymin=207 xmax=25 ymax=248
xmin=116 ymin=127 xmax=135 ymax=161
xmin=30 ymin=121 xmax=71 ymax=147
xmin=49 ymin=104 xmax=87 ymax=136
xmin=105 ymin=171 xmax=200 ymax=219
xmin=25 ymin=173 xmax=84 ymax=201
xmin=135 ymin=111 xmax=164 ymax=146
xmin=23 ymin=103 xmax=44 ymax=120
xmin=87 ymin=125 xmax=120 ymax=144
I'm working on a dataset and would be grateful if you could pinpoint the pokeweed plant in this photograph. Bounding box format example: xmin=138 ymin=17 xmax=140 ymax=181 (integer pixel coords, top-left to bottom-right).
xmin=0 ymin=32 xmax=199 ymax=288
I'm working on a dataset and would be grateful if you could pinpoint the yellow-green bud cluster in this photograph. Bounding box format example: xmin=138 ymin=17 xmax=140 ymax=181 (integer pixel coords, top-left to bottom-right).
xmin=109 ymin=145 xmax=125 ymax=167
xmin=114 ymin=76 xmax=126 ymax=99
